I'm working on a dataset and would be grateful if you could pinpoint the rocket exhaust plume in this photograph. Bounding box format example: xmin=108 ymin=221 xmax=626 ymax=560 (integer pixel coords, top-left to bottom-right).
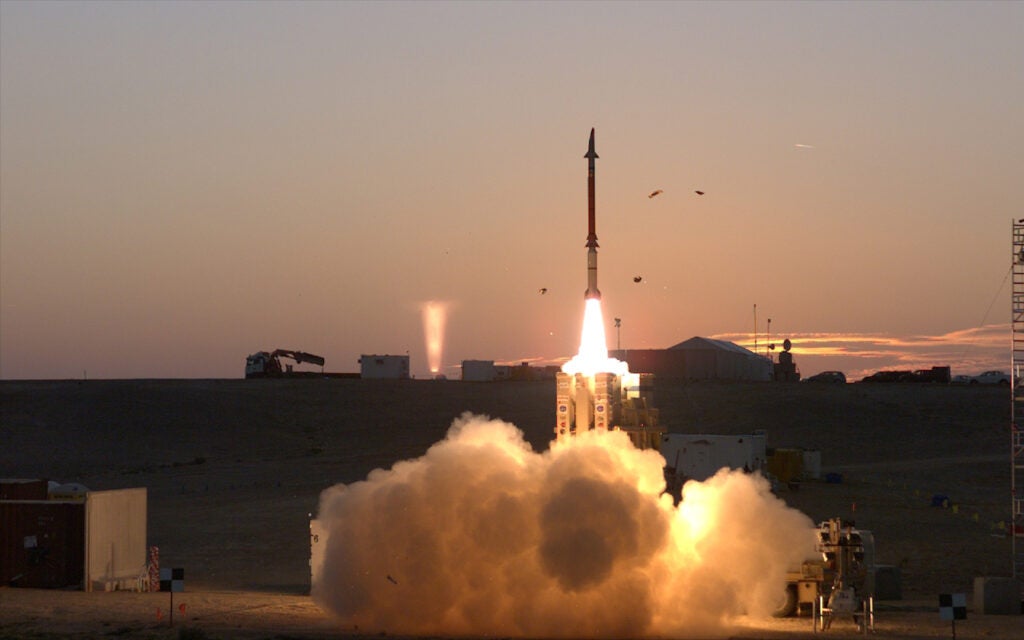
xmin=313 ymin=415 xmax=818 ymax=637
xmin=311 ymin=128 xmax=819 ymax=638
xmin=421 ymin=301 xmax=447 ymax=375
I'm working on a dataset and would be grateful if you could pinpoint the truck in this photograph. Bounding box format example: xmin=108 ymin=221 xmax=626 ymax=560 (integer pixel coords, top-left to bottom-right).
xmin=245 ymin=349 xmax=325 ymax=378
xmin=774 ymin=518 xmax=874 ymax=622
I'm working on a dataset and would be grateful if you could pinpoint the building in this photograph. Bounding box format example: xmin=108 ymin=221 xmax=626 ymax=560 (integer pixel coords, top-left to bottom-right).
xmin=611 ymin=336 xmax=772 ymax=381
xmin=461 ymin=360 xmax=561 ymax=382
xmin=358 ymin=354 xmax=410 ymax=379
xmin=462 ymin=360 xmax=497 ymax=382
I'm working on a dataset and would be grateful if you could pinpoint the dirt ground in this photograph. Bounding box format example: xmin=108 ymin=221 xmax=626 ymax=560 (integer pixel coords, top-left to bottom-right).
xmin=1 ymin=378 xmax=1021 ymax=639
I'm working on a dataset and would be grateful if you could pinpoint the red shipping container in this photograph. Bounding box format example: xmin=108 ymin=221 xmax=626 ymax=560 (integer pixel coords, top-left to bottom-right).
xmin=0 ymin=501 xmax=85 ymax=588
xmin=0 ymin=479 xmax=49 ymax=501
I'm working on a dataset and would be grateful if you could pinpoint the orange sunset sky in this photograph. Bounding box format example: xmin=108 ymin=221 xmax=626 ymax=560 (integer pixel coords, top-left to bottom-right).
xmin=1 ymin=1 xmax=1021 ymax=380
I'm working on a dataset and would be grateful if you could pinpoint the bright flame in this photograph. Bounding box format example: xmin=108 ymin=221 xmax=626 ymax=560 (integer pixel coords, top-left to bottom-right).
xmin=562 ymin=298 xmax=629 ymax=376
xmin=421 ymin=301 xmax=447 ymax=375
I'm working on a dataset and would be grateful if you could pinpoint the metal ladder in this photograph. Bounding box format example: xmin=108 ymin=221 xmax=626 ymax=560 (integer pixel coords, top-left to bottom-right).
xmin=1010 ymin=220 xmax=1024 ymax=581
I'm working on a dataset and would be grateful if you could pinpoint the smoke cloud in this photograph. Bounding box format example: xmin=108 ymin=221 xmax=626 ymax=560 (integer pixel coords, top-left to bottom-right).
xmin=313 ymin=413 xmax=817 ymax=638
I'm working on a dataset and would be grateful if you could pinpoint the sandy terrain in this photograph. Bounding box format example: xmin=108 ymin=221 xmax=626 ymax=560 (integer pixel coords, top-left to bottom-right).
xmin=1 ymin=378 xmax=1021 ymax=639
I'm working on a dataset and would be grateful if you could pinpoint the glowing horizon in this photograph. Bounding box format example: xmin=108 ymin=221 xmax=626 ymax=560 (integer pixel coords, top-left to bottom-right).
xmin=493 ymin=323 xmax=1010 ymax=383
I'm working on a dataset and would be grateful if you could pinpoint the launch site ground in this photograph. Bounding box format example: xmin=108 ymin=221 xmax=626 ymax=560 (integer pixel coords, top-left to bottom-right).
xmin=1 ymin=378 xmax=1021 ymax=639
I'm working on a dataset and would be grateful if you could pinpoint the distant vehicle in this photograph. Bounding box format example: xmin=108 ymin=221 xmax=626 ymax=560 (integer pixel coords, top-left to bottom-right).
xmin=245 ymin=349 xmax=325 ymax=378
xmin=908 ymin=366 xmax=951 ymax=384
xmin=804 ymin=371 xmax=846 ymax=384
xmin=951 ymin=375 xmax=972 ymax=384
xmin=971 ymin=370 xmax=1010 ymax=385
xmin=861 ymin=370 xmax=913 ymax=383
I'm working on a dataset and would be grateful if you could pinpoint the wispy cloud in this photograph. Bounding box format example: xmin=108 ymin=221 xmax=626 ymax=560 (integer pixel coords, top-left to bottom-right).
xmin=713 ymin=324 xmax=1010 ymax=380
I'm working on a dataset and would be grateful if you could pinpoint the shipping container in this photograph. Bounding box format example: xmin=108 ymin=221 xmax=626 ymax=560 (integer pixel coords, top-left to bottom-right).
xmin=0 ymin=478 xmax=49 ymax=501
xmin=0 ymin=500 xmax=85 ymax=588
xmin=1 ymin=488 xmax=147 ymax=591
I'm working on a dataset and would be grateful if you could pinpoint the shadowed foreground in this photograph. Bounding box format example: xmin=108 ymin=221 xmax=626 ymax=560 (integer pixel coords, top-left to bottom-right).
xmin=0 ymin=379 xmax=1018 ymax=638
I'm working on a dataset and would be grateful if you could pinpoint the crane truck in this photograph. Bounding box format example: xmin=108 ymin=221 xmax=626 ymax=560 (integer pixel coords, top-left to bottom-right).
xmin=245 ymin=349 xmax=325 ymax=378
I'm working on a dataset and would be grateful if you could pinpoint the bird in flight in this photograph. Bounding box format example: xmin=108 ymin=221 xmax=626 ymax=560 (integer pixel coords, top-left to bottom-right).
xmin=648 ymin=189 xmax=663 ymax=199
xmin=633 ymin=276 xmax=643 ymax=283
xmin=695 ymin=190 xmax=705 ymax=196
xmin=538 ymin=288 xmax=547 ymax=295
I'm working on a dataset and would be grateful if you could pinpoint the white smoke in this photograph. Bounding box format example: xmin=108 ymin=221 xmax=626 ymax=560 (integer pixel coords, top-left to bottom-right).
xmin=313 ymin=413 xmax=817 ymax=638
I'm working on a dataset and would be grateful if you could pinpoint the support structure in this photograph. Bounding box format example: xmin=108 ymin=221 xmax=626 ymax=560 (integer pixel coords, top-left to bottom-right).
xmin=1010 ymin=220 xmax=1024 ymax=580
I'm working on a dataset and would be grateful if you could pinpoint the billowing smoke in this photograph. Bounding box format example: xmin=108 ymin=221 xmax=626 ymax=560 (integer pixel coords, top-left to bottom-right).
xmin=313 ymin=414 xmax=817 ymax=638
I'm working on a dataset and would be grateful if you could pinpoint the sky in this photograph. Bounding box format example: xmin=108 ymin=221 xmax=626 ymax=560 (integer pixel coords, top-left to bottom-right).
xmin=1 ymin=0 xmax=1021 ymax=380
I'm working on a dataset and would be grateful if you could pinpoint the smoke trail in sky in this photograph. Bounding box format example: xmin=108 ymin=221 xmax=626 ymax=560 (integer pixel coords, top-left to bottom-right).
xmin=313 ymin=414 xmax=817 ymax=638
xmin=421 ymin=301 xmax=447 ymax=375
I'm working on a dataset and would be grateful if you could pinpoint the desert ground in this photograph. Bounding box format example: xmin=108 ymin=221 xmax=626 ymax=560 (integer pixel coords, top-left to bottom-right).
xmin=1 ymin=378 xmax=1021 ymax=639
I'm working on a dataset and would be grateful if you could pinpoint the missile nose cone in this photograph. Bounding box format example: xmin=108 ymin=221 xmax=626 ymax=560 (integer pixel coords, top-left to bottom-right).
xmin=585 ymin=127 xmax=599 ymax=159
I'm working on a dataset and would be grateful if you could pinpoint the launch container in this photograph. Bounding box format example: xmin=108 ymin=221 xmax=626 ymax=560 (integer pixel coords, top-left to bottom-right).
xmin=593 ymin=373 xmax=618 ymax=431
xmin=555 ymin=371 xmax=662 ymax=449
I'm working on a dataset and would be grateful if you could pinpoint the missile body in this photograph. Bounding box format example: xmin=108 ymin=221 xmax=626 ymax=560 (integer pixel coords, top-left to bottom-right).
xmin=584 ymin=128 xmax=600 ymax=300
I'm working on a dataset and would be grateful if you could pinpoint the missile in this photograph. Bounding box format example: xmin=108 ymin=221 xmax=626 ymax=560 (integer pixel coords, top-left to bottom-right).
xmin=584 ymin=128 xmax=600 ymax=300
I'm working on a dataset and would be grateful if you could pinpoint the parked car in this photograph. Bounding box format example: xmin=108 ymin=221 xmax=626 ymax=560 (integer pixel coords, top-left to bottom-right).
xmin=804 ymin=371 xmax=846 ymax=383
xmin=971 ymin=370 xmax=1010 ymax=385
xmin=951 ymin=375 xmax=972 ymax=384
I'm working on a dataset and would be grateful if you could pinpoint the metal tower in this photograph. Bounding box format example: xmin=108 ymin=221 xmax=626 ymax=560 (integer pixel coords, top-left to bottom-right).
xmin=1010 ymin=220 xmax=1024 ymax=579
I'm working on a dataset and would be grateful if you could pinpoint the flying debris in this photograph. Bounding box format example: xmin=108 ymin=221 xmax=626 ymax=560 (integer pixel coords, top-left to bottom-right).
xmin=539 ymin=288 xmax=548 ymax=295
xmin=794 ymin=143 xmax=815 ymax=149
xmin=386 ymin=575 xmax=398 ymax=585
xmin=648 ymin=189 xmax=663 ymax=199
xmin=633 ymin=276 xmax=643 ymax=283
xmin=695 ymin=190 xmax=705 ymax=196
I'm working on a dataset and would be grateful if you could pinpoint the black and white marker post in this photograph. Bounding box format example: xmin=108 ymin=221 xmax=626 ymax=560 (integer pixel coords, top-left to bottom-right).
xmin=159 ymin=568 xmax=184 ymax=627
xmin=938 ymin=593 xmax=966 ymax=639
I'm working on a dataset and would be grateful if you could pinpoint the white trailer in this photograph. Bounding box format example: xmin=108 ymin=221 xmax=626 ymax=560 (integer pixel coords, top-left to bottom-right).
xmin=660 ymin=432 xmax=767 ymax=483
xmin=359 ymin=354 xmax=410 ymax=379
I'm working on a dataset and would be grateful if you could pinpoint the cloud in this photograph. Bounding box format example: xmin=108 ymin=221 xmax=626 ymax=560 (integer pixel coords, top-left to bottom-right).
xmin=313 ymin=414 xmax=817 ymax=638
xmin=713 ymin=324 xmax=1009 ymax=380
